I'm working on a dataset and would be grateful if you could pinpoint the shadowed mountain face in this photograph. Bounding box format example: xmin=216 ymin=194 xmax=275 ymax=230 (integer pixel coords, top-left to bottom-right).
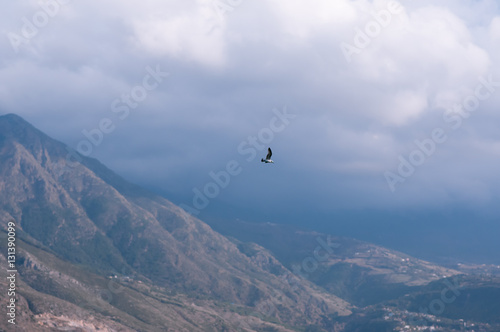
xmin=0 ymin=114 xmax=351 ymax=331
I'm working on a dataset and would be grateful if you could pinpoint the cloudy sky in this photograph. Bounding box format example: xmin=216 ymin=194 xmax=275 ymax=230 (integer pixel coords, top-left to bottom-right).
xmin=2 ymin=1 xmax=500 ymax=255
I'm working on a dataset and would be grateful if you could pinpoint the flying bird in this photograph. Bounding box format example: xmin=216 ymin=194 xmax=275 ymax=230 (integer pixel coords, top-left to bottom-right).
xmin=261 ymin=147 xmax=274 ymax=163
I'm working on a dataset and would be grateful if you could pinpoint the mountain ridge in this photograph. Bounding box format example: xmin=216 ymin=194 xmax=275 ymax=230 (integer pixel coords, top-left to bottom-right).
xmin=0 ymin=113 xmax=351 ymax=331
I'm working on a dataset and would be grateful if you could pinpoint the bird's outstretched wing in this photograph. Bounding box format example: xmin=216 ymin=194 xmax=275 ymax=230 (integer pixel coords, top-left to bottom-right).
xmin=266 ymin=147 xmax=272 ymax=160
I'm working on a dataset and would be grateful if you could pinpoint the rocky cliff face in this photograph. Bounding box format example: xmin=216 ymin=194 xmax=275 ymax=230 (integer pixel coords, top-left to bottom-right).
xmin=0 ymin=113 xmax=351 ymax=331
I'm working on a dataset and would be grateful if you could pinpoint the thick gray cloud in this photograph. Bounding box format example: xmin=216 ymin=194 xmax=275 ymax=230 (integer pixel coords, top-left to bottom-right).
xmin=2 ymin=0 xmax=500 ymax=226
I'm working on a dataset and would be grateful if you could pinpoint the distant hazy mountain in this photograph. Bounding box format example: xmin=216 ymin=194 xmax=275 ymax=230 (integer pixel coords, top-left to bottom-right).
xmin=1 ymin=113 xmax=499 ymax=331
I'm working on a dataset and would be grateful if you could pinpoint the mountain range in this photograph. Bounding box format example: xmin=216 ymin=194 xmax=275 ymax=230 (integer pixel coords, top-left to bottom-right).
xmin=1 ymin=113 xmax=499 ymax=331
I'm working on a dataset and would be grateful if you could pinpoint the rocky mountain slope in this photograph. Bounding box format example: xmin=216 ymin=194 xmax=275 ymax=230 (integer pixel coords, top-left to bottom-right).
xmin=0 ymin=113 xmax=350 ymax=331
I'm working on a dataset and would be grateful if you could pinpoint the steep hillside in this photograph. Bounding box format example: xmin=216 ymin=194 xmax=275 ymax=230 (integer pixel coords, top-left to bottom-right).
xmin=206 ymin=218 xmax=460 ymax=306
xmin=0 ymin=113 xmax=351 ymax=331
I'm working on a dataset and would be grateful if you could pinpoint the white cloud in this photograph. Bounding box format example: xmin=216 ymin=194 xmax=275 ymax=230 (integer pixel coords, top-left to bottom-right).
xmin=267 ymin=0 xmax=358 ymax=39
xmin=131 ymin=4 xmax=227 ymax=67
xmin=383 ymin=89 xmax=429 ymax=126
xmin=335 ymin=2 xmax=491 ymax=126
xmin=489 ymin=16 xmax=500 ymax=42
